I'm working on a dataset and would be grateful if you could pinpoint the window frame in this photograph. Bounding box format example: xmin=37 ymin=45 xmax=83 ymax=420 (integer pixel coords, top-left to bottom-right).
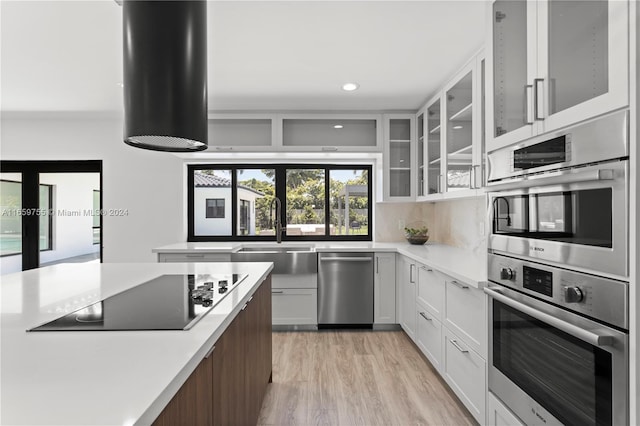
xmin=187 ymin=163 xmax=373 ymax=242
xmin=205 ymin=198 xmax=226 ymax=219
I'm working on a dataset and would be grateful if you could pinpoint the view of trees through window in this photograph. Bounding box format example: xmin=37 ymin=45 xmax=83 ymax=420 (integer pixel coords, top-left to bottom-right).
xmin=189 ymin=165 xmax=371 ymax=240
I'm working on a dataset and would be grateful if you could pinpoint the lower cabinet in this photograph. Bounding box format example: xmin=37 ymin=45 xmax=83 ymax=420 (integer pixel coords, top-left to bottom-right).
xmin=415 ymin=306 xmax=442 ymax=372
xmin=487 ymin=392 xmax=524 ymax=426
xmin=271 ymin=288 xmax=317 ymax=325
xmin=153 ymin=275 xmax=272 ymax=426
xmin=374 ymin=252 xmax=396 ymax=324
xmin=441 ymin=328 xmax=486 ymax=423
xmin=399 ymin=256 xmax=417 ymax=338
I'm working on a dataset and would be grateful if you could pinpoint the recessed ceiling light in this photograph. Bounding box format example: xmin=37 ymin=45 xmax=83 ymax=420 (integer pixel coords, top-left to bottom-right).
xmin=333 ymin=125 xmax=344 ymax=129
xmin=453 ymin=125 xmax=463 ymax=130
xmin=342 ymin=82 xmax=359 ymax=92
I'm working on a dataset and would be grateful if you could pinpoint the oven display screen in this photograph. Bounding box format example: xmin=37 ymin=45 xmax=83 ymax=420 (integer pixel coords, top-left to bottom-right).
xmin=523 ymin=266 xmax=553 ymax=297
xmin=513 ymin=136 xmax=567 ymax=170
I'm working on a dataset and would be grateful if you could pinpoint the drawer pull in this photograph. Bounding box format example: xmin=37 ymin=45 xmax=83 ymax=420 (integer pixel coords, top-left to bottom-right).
xmin=419 ymin=312 xmax=432 ymax=321
xmin=185 ymin=254 xmax=205 ymax=258
xmin=205 ymin=345 xmax=216 ymax=359
xmin=272 ymin=290 xmax=284 ymax=294
xmin=241 ymin=303 xmax=248 ymax=311
xmin=248 ymin=295 xmax=254 ymax=303
xmin=450 ymin=280 xmax=469 ymax=290
xmin=450 ymin=339 xmax=469 ymax=354
xmin=420 ymin=266 xmax=433 ymax=272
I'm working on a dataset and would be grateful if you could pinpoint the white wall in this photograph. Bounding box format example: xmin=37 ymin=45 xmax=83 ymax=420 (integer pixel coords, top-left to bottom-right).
xmin=194 ymin=187 xmax=232 ymax=236
xmin=194 ymin=186 xmax=261 ymax=236
xmin=0 ymin=114 xmax=184 ymax=264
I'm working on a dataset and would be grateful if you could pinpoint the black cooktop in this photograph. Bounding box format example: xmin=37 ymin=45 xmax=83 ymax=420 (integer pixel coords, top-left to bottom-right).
xmin=28 ymin=273 xmax=247 ymax=332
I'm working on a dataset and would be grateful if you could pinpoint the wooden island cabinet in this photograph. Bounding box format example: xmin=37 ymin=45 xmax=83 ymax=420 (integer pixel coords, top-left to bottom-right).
xmin=153 ymin=275 xmax=272 ymax=426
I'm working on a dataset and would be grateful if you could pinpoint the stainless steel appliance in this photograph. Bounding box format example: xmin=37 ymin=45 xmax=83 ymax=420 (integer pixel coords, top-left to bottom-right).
xmin=318 ymin=252 xmax=373 ymax=326
xmin=485 ymin=253 xmax=628 ymax=426
xmin=29 ymin=274 xmax=247 ymax=331
xmin=487 ymin=110 xmax=629 ymax=277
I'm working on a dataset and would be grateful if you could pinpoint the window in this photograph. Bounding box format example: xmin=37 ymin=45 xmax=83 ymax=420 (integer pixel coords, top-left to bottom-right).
xmin=239 ymin=199 xmax=250 ymax=236
xmin=206 ymin=199 xmax=225 ymax=218
xmin=188 ymin=164 xmax=372 ymax=241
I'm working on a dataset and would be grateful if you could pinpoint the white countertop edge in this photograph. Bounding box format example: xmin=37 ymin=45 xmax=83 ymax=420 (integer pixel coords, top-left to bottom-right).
xmin=152 ymin=242 xmax=487 ymax=288
xmin=136 ymin=265 xmax=274 ymax=425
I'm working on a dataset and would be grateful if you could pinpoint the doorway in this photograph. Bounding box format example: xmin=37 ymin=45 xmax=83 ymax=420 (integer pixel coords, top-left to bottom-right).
xmin=0 ymin=161 xmax=102 ymax=273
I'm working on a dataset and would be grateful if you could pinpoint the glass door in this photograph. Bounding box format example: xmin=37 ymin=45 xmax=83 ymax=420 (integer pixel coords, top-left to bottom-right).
xmin=0 ymin=161 xmax=102 ymax=273
xmin=537 ymin=0 xmax=628 ymax=133
xmin=426 ymin=99 xmax=441 ymax=195
xmin=1 ymin=173 xmax=23 ymax=273
xmin=444 ymin=69 xmax=474 ymax=192
xmin=488 ymin=0 xmax=537 ymax=150
xmin=385 ymin=116 xmax=414 ymax=200
xmin=416 ymin=111 xmax=425 ymax=198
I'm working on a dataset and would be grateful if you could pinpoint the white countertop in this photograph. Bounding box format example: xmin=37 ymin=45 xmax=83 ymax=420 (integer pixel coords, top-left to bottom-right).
xmin=153 ymin=241 xmax=487 ymax=287
xmin=0 ymin=262 xmax=273 ymax=426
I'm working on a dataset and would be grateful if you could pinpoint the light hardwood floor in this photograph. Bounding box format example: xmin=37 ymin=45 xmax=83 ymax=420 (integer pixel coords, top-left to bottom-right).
xmin=257 ymin=331 xmax=477 ymax=426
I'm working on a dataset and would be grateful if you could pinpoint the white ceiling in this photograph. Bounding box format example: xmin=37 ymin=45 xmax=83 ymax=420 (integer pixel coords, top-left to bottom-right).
xmin=0 ymin=1 xmax=487 ymax=113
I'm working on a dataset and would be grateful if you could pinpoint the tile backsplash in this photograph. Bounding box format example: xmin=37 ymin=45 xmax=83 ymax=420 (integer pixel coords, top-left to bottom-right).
xmin=376 ymin=197 xmax=487 ymax=255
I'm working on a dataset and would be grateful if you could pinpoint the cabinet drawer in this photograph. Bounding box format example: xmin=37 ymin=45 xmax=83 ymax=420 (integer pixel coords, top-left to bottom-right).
xmin=271 ymin=288 xmax=317 ymax=325
xmin=416 ymin=307 xmax=442 ymax=372
xmin=271 ymin=274 xmax=317 ymax=289
xmin=158 ymin=253 xmax=231 ymax=263
xmin=442 ymin=329 xmax=486 ymax=424
xmin=417 ymin=265 xmax=445 ymax=320
xmin=444 ymin=278 xmax=486 ymax=357
xmin=488 ymin=392 xmax=524 ymax=426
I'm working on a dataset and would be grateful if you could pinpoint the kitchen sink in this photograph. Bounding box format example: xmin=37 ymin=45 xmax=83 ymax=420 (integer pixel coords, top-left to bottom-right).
xmin=231 ymin=246 xmax=317 ymax=274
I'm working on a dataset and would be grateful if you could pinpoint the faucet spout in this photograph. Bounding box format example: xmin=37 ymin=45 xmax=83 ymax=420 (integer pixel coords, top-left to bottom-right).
xmin=270 ymin=197 xmax=283 ymax=243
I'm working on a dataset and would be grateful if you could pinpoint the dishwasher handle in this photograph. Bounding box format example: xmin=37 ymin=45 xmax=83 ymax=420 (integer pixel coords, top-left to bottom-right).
xmin=320 ymin=257 xmax=373 ymax=262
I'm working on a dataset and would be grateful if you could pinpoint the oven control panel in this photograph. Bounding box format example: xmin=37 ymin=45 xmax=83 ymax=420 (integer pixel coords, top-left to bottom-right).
xmin=488 ymin=253 xmax=628 ymax=329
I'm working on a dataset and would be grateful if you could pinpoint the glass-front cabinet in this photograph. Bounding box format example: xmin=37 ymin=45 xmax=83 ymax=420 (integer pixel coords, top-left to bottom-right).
xmin=416 ymin=109 xmax=425 ymax=198
xmin=487 ymin=0 xmax=629 ymax=151
xmin=383 ymin=115 xmax=415 ymax=201
xmin=420 ymin=51 xmax=484 ymax=199
xmin=426 ymin=99 xmax=442 ymax=196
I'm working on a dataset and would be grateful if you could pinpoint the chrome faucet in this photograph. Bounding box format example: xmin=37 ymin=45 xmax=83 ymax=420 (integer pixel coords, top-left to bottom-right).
xmin=270 ymin=197 xmax=283 ymax=243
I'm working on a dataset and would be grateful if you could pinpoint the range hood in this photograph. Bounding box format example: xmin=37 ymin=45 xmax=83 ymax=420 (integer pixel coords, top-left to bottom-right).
xmin=122 ymin=0 xmax=208 ymax=152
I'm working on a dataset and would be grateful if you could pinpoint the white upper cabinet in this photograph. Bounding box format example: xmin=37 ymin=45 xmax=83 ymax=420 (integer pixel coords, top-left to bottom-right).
xmin=419 ymin=51 xmax=485 ymax=201
xmin=204 ymin=113 xmax=383 ymax=153
xmin=487 ymin=0 xmax=629 ymax=152
xmin=383 ymin=114 xmax=416 ymax=201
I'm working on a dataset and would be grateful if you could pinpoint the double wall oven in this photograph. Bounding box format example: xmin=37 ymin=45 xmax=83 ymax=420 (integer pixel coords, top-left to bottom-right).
xmin=485 ymin=111 xmax=629 ymax=426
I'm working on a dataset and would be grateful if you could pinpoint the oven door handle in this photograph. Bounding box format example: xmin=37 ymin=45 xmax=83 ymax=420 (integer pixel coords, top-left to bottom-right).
xmin=484 ymin=287 xmax=615 ymax=347
xmin=486 ymin=168 xmax=614 ymax=192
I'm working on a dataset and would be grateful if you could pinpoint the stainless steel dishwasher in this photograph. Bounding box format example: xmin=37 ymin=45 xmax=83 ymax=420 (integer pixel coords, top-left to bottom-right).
xmin=318 ymin=252 xmax=374 ymax=327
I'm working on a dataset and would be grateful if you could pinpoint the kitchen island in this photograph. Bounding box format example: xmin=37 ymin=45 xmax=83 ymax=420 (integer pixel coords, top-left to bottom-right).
xmin=0 ymin=261 xmax=273 ymax=425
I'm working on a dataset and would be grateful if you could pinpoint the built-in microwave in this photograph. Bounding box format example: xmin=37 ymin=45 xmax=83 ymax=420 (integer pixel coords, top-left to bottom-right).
xmin=486 ymin=111 xmax=629 ymax=278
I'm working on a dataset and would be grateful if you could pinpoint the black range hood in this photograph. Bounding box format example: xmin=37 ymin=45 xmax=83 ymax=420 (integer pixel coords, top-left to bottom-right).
xmin=123 ymin=0 xmax=208 ymax=152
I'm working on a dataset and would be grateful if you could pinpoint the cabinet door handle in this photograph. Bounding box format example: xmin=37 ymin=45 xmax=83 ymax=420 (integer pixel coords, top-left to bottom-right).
xmin=410 ymin=264 xmax=415 ymax=283
xmin=534 ymin=78 xmax=545 ymax=121
xmin=376 ymin=257 xmax=379 ymax=274
xmin=205 ymin=345 xmax=216 ymax=359
xmin=525 ymin=84 xmax=534 ymax=124
xmin=450 ymin=280 xmax=469 ymax=290
xmin=321 ymin=146 xmax=338 ymax=151
xmin=419 ymin=312 xmax=432 ymax=321
xmin=436 ymin=175 xmax=441 ymax=193
xmin=472 ymin=165 xmax=481 ymax=189
xmin=450 ymin=339 xmax=469 ymax=354
xmin=272 ymin=290 xmax=284 ymax=294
